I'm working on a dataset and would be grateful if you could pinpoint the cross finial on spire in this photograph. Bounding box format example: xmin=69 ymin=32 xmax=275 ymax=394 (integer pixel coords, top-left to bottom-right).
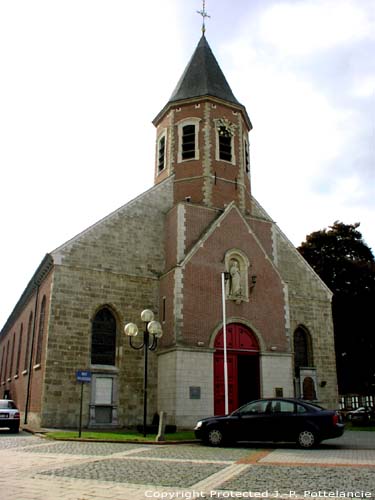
xmin=197 ymin=0 xmax=210 ymax=34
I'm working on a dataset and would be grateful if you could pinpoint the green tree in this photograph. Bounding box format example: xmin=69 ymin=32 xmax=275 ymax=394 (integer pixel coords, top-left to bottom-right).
xmin=298 ymin=222 xmax=375 ymax=395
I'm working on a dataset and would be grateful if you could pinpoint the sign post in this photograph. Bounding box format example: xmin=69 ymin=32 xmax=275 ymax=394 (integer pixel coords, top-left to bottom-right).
xmin=76 ymin=370 xmax=91 ymax=438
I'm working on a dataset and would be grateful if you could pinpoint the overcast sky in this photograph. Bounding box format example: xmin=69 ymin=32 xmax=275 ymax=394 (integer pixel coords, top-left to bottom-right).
xmin=1 ymin=0 xmax=374 ymax=328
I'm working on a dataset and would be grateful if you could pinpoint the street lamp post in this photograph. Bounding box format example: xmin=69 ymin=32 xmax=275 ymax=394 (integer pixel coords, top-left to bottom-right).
xmin=221 ymin=272 xmax=230 ymax=415
xmin=124 ymin=309 xmax=163 ymax=437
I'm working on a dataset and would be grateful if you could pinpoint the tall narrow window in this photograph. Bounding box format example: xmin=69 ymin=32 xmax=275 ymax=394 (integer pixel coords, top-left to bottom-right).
xmin=0 ymin=347 xmax=5 ymax=383
xmin=218 ymin=126 xmax=232 ymax=162
xmin=15 ymin=324 xmax=23 ymax=376
xmin=293 ymin=327 xmax=313 ymax=376
xmin=91 ymin=307 xmax=117 ymax=366
xmin=35 ymin=296 xmax=46 ymax=365
xmin=182 ymin=124 xmax=196 ymax=159
xmin=177 ymin=119 xmax=200 ymax=163
xmin=158 ymin=134 xmax=166 ymax=172
xmin=244 ymin=138 xmax=250 ymax=173
xmin=162 ymin=297 xmax=166 ymax=322
xmin=4 ymin=341 xmax=9 ymax=380
xmin=24 ymin=312 xmax=33 ymax=371
xmin=9 ymin=333 xmax=15 ymax=378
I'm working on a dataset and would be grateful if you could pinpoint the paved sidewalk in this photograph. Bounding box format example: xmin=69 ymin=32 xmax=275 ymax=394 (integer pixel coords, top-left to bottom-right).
xmin=0 ymin=431 xmax=374 ymax=500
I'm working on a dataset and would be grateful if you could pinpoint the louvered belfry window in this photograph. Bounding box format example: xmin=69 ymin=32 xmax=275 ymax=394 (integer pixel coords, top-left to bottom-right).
xmin=182 ymin=124 xmax=196 ymax=159
xmin=158 ymin=135 xmax=165 ymax=172
xmin=219 ymin=126 xmax=232 ymax=162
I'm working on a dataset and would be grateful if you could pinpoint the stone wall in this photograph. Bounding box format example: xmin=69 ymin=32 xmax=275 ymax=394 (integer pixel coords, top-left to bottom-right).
xmin=42 ymin=179 xmax=174 ymax=427
xmin=158 ymin=347 xmax=214 ymax=428
xmin=272 ymin=225 xmax=339 ymax=408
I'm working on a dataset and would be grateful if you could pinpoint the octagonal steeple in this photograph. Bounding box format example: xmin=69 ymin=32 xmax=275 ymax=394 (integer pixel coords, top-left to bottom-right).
xmin=153 ymin=35 xmax=253 ymax=215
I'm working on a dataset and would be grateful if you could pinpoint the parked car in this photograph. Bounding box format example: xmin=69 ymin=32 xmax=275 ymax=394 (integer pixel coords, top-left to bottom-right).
xmin=194 ymin=398 xmax=344 ymax=448
xmin=0 ymin=399 xmax=20 ymax=433
xmin=346 ymin=407 xmax=373 ymax=423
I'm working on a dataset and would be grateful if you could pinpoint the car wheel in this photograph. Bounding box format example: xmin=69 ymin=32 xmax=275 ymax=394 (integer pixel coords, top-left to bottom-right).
xmin=206 ymin=427 xmax=224 ymax=446
xmin=297 ymin=429 xmax=316 ymax=448
xmin=9 ymin=425 xmax=19 ymax=433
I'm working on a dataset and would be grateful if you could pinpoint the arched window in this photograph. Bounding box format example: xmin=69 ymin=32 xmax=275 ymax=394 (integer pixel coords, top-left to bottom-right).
xmin=91 ymin=307 xmax=117 ymax=366
xmin=293 ymin=327 xmax=313 ymax=376
xmin=35 ymin=296 xmax=46 ymax=365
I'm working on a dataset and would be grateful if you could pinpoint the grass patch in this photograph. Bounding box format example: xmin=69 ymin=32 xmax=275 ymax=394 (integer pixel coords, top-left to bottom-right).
xmin=346 ymin=422 xmax=375 ymax=432
xmin=44 ymin=430 xmax=196 ymax=442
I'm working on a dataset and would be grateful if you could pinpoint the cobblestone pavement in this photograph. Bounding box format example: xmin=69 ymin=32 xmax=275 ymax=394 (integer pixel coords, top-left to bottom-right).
xmin=0 ymin=431 xmax=374 ymax=500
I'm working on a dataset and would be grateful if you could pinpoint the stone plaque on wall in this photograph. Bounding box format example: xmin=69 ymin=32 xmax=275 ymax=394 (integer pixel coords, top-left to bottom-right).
xmin=189 ymin=386 xmax=201 ymax=399
xmin=95 ymin=377 xmax=113 ymax=405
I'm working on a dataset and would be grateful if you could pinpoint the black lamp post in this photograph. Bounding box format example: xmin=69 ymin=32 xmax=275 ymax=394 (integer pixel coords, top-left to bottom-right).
xmin=124 ymin=309 xmax=163 ymax=437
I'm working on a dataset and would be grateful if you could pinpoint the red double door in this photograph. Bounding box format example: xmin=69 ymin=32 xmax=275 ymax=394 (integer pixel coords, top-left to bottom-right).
xmin=214 ymin=323 xmax=260 ymax=415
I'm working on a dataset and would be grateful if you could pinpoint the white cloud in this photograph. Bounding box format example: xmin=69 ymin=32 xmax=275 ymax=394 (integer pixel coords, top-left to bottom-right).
xmin=352 ymin=76 xmax=375 ymax=98
xmin=258 ymin=0 xmax=374 ymax=56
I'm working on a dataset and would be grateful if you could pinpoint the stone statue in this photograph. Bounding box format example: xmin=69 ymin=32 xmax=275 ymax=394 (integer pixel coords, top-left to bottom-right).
xmin=229 ymin=259 xmax=241 ymax=297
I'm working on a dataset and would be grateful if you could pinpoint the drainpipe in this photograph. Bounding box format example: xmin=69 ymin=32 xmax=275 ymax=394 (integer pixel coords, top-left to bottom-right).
xmin=24 ymin=283 xmax=40 ymax=425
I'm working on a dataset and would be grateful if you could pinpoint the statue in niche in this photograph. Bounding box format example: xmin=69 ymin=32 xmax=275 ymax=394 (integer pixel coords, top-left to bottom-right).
xmin=229 ymin=259 xmax=242 ymax=298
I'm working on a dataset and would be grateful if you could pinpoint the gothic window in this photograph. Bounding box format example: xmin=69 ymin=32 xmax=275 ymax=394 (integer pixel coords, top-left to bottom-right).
xmin=91 ymin=307 xmax=117 ymax=366
xmin=157 ymin=133 xmax=166 ymax=172
xmin=35 ymin=296 xmax=46 ymax=365
xmin=177 ymin=118 xmax=200 ymax=162
xmin=293 ymin=327 xmax=313 ymax=376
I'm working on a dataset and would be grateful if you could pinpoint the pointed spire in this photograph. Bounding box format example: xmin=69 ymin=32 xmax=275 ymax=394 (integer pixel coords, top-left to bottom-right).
xmin=168 ymin=35 xmax=240 ymax=106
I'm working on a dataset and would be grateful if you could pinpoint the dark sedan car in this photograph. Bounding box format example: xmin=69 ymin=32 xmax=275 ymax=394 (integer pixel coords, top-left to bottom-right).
xmin=0 ymin=399 xmax=20 ymax=433
xmin=194 ymin=398 xmax=344 ymax=448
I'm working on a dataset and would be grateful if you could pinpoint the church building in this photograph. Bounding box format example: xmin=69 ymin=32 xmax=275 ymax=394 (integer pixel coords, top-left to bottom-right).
xmin=0 ymin=33 xmax=339 ymax=429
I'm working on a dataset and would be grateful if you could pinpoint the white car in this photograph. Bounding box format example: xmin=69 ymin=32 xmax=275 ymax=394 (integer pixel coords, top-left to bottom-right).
xmin=0 ymin=399 xmax=20 ymax=433
xmin=346 ymin=407 xmax=372 ymax=422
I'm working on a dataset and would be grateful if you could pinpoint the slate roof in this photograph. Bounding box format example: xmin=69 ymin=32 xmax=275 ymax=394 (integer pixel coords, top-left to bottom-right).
xmin=169 ymin=34 xmax=240 ymax=105
xmin=153 ymin=35 xmax=251 ymax=128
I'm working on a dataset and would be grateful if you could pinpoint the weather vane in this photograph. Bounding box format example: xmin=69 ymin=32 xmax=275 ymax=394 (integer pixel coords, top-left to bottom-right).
xmin=197 ymin=0 xmax=210 ymax=34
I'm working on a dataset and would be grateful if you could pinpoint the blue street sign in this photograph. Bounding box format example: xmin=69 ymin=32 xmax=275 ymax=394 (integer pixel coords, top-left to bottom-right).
xmin=76 ymin=370 xmax=92 ymax=383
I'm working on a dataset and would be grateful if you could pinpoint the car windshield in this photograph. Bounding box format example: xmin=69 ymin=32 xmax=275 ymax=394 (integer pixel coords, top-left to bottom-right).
xmin=0 ymin=400 xmax=17 ymax=409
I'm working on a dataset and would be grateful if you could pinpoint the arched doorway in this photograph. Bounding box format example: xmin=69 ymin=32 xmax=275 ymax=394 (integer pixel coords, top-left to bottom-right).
xmin=214 ymin=323 xmax=260 ymax=415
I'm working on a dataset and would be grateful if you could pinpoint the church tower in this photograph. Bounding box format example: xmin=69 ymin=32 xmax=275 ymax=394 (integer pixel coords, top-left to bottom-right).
xmin=153 ymin=35 xmax=253 ymax=215
xmin=156 ymin=33 xmax=290 ymax=425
